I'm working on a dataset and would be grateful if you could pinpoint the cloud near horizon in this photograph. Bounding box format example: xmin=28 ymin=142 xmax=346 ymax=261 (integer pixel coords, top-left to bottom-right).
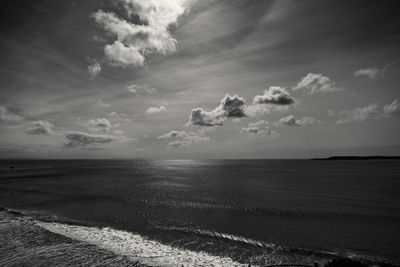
xmin=25 ymin=120 xmax=55 ymax=135
xmin=336 ymin=99 xmax=399 ymax=125
xmin=241 ymin=120 xmax=277 ymax=137
xmin=63 ymin=131 xmax=130 ymax=148
xmin=157 ymin=130 xmax=210 ymax=147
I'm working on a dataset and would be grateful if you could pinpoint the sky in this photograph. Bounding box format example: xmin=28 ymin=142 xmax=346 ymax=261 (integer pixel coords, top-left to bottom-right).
xmin=0 ymin=0 xmax=399 ymax=159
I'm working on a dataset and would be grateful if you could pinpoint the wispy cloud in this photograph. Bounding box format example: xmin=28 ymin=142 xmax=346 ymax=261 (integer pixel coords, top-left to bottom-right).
xmin=0 ymin=106 xmax=24 ymax=124
xmin=88 ymin=62 xmax=101 ymax=79
xmin=24 ymin=120 xmax=55 ymax=135
xmin=63 ymin=131 xmax=115 ymax=148
xmin=335 ymin=99 xmax=399 ymax=125
xmin=63 ymin=131 xmax=133 ymax=148
xmin=354 ymin=67 xmax=379 ymax=79
xmin=96 ymin=99 xmax=111 ymax=108
xmin=383 ymin=99 xmax=400 ymax=117
xmin=126 ymin=84 xmax=157 ymax=96
xmin=241 ymin=120 xmax=277 ymax=137
xmin=275 ymin=115 xmax=320 ymax=127
xmin=158 ymin=130 xmax=210 ymax=147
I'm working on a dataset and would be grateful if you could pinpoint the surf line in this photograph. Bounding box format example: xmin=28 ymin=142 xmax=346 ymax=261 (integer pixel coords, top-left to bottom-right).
xmin=36 ymin=221 xmax=256 ymax=267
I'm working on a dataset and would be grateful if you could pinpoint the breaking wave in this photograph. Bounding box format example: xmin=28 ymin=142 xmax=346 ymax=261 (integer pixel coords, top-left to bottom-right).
xmin=36 ymin=221 xmax=253 ymax=267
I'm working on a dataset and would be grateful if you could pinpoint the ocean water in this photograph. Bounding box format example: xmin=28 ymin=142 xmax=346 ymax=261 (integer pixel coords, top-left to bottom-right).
xmin=0 ymin=159 xmax=399 ymax=266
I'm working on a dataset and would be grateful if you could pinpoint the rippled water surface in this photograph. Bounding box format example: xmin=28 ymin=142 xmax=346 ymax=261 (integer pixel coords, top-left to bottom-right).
xmin=0 ymin=159 xmax=399 ymax=266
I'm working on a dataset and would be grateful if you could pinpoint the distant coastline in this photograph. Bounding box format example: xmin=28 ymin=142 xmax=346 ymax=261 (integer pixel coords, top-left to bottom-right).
xmin=310 ymin=156 xmax=400 ymax=160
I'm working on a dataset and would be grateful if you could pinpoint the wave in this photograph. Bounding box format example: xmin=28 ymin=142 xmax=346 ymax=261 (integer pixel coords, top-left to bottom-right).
xmin=1 ymin=207 xmax=394 ymax=266
xmin=36 ymin=221 xmax=254 ymax=267
xmin=156 ymin=225 xmax=392 ymax=266
xmin=157 ymin=225 xmax=282 ymax=250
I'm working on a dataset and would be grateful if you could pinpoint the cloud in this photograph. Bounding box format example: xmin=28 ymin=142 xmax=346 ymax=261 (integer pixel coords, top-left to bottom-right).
xmin=188 ymin=108 xmax=224 ymax=126
xmin=96 ymin=99 xmax=111 ymax=108
xmin=146 ymin=105 xmax=167 ymax=114
xmin=92 ymin=0 xmax=190 ymax=67
xmin=335 ymin=99 xmax=400 ymax=125
xmin=158 ymin=130 xmax=210 ymax=147
xmin=87 ymin=118 xmax=112 ymax=133
xmin=63 ymin=131 xmax=115 ymax=148
xmin=88 ymin=62 xmax=101 ymax=79
xmin=336 ymin=104 xmax=381 ymax=125
xmin=241 ymin=120 xmax=277 ymax=137
xmin=354 ymin=67 xmax=379 ymax=79
xmin=276 ymin=115 xmax=320 ymax=127
xmin=252 ymin=86 xmax=295 ymax=105
xmin=188 ymin=94 xmax=246 ymax=126
xmin=104 ymin=41 xmax=145 ymax=67
xmin=293 ymin=73 xmax=343 ymax=94
xmin=127 ymin=84 xmax=157 ymax=96
xmin=220 ymin=94 xmax=247 ymax=118
xmin=0 ymin=106 xmax=24 ymax=123
xmin=108 ymin=112 xmax=132 ymax=122
xmin=383 ymin=99 xmax=400 ymax=117
xmin=25 ymin=120 xmax=55 ymax=135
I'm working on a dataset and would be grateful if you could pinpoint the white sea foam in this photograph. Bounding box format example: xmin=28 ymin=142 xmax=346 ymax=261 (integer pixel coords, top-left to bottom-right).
xmin=158 ymin=226 xmax=281 ymax=250
xmin=36 ymin=221 xmax=254 ymax=267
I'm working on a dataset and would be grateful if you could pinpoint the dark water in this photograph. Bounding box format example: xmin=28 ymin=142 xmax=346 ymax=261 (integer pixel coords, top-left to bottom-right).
xmin=0 ymin=159 xmax=399 ymax=266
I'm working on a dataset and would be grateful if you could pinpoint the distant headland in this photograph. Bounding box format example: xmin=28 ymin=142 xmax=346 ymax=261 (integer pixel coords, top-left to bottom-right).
xmin=310 ymin=156 xmax=400 ymax=160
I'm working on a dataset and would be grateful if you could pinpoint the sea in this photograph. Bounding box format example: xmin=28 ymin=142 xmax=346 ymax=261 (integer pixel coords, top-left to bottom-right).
xmin=0 ymin=159 xmax=399 ymax=266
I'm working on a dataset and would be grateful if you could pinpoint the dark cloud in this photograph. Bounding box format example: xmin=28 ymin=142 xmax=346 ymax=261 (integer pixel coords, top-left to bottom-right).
xmin=158 ymin=130 xmax=210 ymax=147
xmin=220 ymin=94 xmax=247 ymax=118
xmin=25 ymin=120 xmax=55 ymax=135
xmin=252 ymin=87 xmax=295 ymax=105
xmin=63 ymin=131 xmax=115 ymax=148
xmin=188 ymin=94 xmax=246 ymax=127
xmin=293 ymin=73 xmax=342 ymax=94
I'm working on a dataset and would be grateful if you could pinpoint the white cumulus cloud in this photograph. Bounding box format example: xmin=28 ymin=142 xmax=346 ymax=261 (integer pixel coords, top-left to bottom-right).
xmin=146 ymin=105 xmax=167 ymax=114
xmin=92 ymin=0 xmax=191 ymax=67
xmin=293 ymin=73 xmax=343 ymax=94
